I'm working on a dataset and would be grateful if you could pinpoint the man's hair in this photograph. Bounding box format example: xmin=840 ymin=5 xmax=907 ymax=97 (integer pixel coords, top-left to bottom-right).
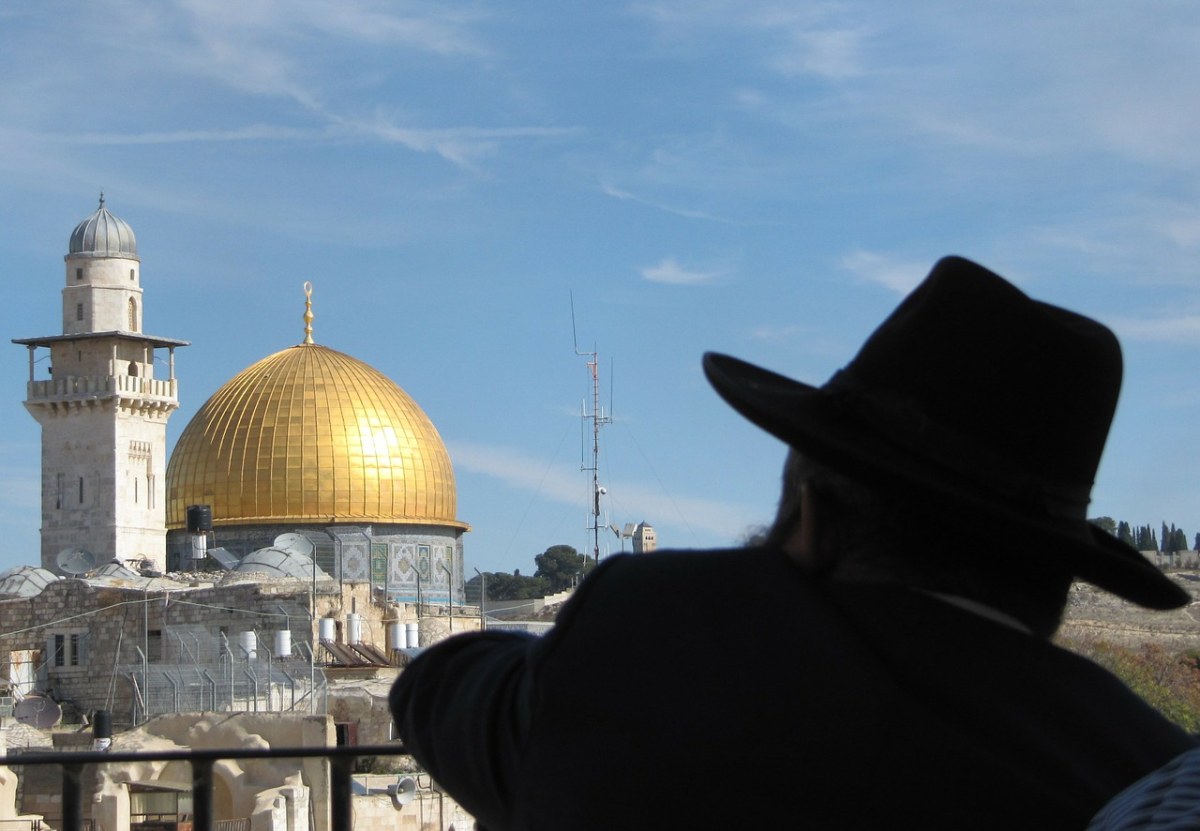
xmin=768 ymin=452 xmax=1073 ymax=638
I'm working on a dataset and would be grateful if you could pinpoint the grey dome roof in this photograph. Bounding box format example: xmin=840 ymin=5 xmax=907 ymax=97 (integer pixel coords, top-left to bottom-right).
xmin=0 ymin=566 xmax=57 ymax=598
xmin=234 ymin=547 xmax=330 ymax=580
xmin=68 ymin=195 xmax=138 ymax=258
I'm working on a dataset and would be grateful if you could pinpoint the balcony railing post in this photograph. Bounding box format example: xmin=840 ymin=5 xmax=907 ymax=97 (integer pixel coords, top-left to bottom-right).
xmin=193 ymin=757 xmax=214 ymax=831
xmin=329 ymin=755 xmax=353 ymax=831
xmin=62 ymin=762 xmax=82 ymax=831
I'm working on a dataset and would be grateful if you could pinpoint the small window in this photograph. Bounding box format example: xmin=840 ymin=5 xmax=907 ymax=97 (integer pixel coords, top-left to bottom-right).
xmin=53 ymin=635 xmax=65 ymax=667
xmin=130 ymin=268 xmax=135 ymax=281
xmin=147 ymin=630 xmax=162 ymax=662
xmin=75 ymin=268 xmax=82 ymax=281
xmin=334 ymin=722 xmax=358 ymax=747
xmin=75 ymin=303 xmax=83 ymax=321
xmin=69 ymin=634 xmax=81 ymax=666
xmin=79 ymin=477 xmax=84 ymax=504
xmin=128 ymin=298 xmax=138 ymax=331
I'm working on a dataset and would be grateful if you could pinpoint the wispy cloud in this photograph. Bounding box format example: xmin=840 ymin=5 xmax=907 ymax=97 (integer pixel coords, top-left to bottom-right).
xmin=749 ymin=324 xmax=807 ymax=342
xmin=52 ymin=126 xmax=319 ymax=145
xmin=640 ymin=257 xmax=721 ymax=285
xmin=22 ymin=0 xmax=519 ymax=167
xmin=633 ymin=1 xmax=869 ymax=81
xmin=448 ymin=439 xmax=754 ymax=539
xmin=600 ymin=182 xmax=747 ymax=224
xmin=840 ymin=250 xmax=927 ymax=294
xmin=29 ymin=118 xmax=577 ymax=168
xmin=345 ymin=117 xmax=579 ymax=166
xmin=1109 ymin=314 xmax=1200 ymax=345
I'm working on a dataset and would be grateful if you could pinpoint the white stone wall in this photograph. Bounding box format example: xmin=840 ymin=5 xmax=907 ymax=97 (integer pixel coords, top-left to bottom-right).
xmin=62 ymin=254 xmax=142 ymax=335
xmin=31 ymin=394 xmax=170 ymax=571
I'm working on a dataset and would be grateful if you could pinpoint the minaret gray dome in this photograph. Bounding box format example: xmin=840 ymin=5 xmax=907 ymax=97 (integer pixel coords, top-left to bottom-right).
xmin=68 ymin=194 xmax=138 ymax=258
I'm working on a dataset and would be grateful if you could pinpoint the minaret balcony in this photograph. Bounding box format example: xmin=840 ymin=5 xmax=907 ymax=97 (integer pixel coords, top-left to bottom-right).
xmin=26 ymin=374 xmax=178 ymax=404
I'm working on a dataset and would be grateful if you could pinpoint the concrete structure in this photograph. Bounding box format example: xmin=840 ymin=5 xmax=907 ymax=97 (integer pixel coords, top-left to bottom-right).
xmin=632 ymin=521 xmax=657 ymax=553
xmin=14 ymin=197 xmax=188 ymax=574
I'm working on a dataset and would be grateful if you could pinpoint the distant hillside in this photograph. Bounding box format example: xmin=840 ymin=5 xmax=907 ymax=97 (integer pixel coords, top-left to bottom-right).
xmin=1059 ymin=573 xmax=1200 ymax=732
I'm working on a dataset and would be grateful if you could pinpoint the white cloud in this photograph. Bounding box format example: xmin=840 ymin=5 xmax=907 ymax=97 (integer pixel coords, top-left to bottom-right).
xmin=32 ymin=117 xmax=576 ymax=169
xmin=1109 ymin=315 xmax=1200 ymax=345
xmin=767 ymin=27 xmax=866 ymax=80
xmin=599 ymin=182 xmax=746 ymax=224
xmin=448 ymin=439 xmax=754 ymax=539
xmin=840 ymin=250 xmax=926 ymax=294
xmin=634 ymin=1 xmax=868 ymax=80
xmin=640 ymin=257 xmax=720 ymax=285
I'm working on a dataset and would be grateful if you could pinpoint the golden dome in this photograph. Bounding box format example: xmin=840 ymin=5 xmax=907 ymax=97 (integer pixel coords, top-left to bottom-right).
xmin=166 ymin=342 xmax=464 ymax=530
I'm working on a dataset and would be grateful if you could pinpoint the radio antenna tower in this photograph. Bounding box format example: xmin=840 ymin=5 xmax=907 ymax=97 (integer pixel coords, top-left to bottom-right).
xmin=572 ymin=294 xmax=612 ymax=565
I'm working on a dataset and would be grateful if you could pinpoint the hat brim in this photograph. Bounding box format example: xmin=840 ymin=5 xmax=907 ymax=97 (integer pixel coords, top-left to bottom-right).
xmin=703 ymin=352 xmax=1190 ymax=610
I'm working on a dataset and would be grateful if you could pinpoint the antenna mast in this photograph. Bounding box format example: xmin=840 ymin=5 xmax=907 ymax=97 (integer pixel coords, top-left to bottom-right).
xmin=572 ymin=294 xmax=612 ymax=565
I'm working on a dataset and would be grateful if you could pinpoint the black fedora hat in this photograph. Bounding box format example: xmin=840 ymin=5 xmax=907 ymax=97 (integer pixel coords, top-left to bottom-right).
xmin=704 ymin=255 xmax=1188 ymax=610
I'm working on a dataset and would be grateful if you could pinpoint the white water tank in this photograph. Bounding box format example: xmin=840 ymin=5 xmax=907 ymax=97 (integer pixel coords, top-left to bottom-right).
xmin=238 ymin=631 xmax=257 ymax=660
xmin=275 ymin=630 xmax=292 ymax=658
xmin=319 ymin=617 xmax=336 ymax=642
xmin=346 ymin=613 xmax=363 ymax=645
xmin=406 ymin=622 xmax=419 ymax=648
xmin=388 ymin=622 xmax=404 ymax=651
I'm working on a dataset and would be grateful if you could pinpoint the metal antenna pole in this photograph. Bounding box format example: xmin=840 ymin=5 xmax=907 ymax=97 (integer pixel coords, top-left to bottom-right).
xmin=572 ymin=294 xmax=612 ymax=565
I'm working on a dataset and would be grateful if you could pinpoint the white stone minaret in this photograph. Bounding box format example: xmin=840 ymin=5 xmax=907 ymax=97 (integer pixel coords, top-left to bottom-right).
xmin=14 ymin=196 xmax=188 ymax=574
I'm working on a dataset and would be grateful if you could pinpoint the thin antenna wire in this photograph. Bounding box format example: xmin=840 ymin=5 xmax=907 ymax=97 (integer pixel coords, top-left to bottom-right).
xmin=571 ymin=293 xmax=612 ymax=564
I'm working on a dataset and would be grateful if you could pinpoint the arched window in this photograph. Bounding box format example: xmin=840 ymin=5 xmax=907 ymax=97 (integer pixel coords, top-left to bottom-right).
xmin=128 ymin=361 xmax=138 ymax=377
xmin=128 ymin=298 xmax=138 ymax=331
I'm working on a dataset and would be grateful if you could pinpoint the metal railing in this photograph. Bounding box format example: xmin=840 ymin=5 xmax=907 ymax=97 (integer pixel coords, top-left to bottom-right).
xmin=9 ymin=743 xmax=408 ymax=831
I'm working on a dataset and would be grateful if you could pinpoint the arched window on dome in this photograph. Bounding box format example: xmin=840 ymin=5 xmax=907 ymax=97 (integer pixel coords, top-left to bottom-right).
xmin=128 ymin=362 xmax=139 ymax=377
xmin=128 ymin=298 xmax=138 ymax=332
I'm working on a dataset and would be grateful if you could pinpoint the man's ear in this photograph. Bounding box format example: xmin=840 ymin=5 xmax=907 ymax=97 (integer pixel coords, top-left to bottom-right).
xmin=783 ymin=484 xmax=834 ymax=575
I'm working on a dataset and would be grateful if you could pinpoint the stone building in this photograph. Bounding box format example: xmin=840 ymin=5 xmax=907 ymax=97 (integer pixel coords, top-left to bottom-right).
xmin=1 ymin=200 xmax=482 ymax=831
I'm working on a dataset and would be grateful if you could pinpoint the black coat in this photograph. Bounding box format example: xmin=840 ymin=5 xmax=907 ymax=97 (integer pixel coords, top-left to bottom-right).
xmin=390 ymin=547 xmax=1195 ymax=829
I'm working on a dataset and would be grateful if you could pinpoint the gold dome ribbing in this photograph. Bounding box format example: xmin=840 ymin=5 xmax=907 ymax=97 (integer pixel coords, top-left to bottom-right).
xmin=165 ymin=343 xmax=463 ymax=529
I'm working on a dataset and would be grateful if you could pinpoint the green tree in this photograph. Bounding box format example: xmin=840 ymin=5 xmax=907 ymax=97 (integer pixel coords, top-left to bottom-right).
xmin=1090 ymin=517 xmax=1117 ymax=536
xmin=534 ymin=545 xmax=595 ymax=592
xmin=1118 ymin=521 xmax=1135 ymax=547
xmin=471 ymin=571 xmax=550 ymax=601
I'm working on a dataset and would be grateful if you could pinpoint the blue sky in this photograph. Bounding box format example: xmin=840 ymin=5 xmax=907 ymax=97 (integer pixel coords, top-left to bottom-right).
xmin=2 ymin=2 xmax=1200 ymax=575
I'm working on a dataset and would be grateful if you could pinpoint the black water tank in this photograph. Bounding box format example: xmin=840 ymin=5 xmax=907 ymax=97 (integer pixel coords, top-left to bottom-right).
xmin=92 ymin=709 xmax=112 ymax=740
xmin=186 ymin=504 xmax=213 ymax=534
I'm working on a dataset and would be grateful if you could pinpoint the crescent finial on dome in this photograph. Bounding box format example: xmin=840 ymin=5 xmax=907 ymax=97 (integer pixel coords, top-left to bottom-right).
xmin=303 ymin=281 xmax=314 ymax=345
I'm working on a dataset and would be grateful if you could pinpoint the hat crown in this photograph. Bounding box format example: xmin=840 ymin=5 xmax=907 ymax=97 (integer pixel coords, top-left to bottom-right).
xmin=842 ymin=256 xmax=1121 ymax=497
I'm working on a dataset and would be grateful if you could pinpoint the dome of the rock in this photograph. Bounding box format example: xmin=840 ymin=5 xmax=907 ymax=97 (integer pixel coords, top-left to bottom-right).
xmin=166 ymin=342 xmax=464 ymax=530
